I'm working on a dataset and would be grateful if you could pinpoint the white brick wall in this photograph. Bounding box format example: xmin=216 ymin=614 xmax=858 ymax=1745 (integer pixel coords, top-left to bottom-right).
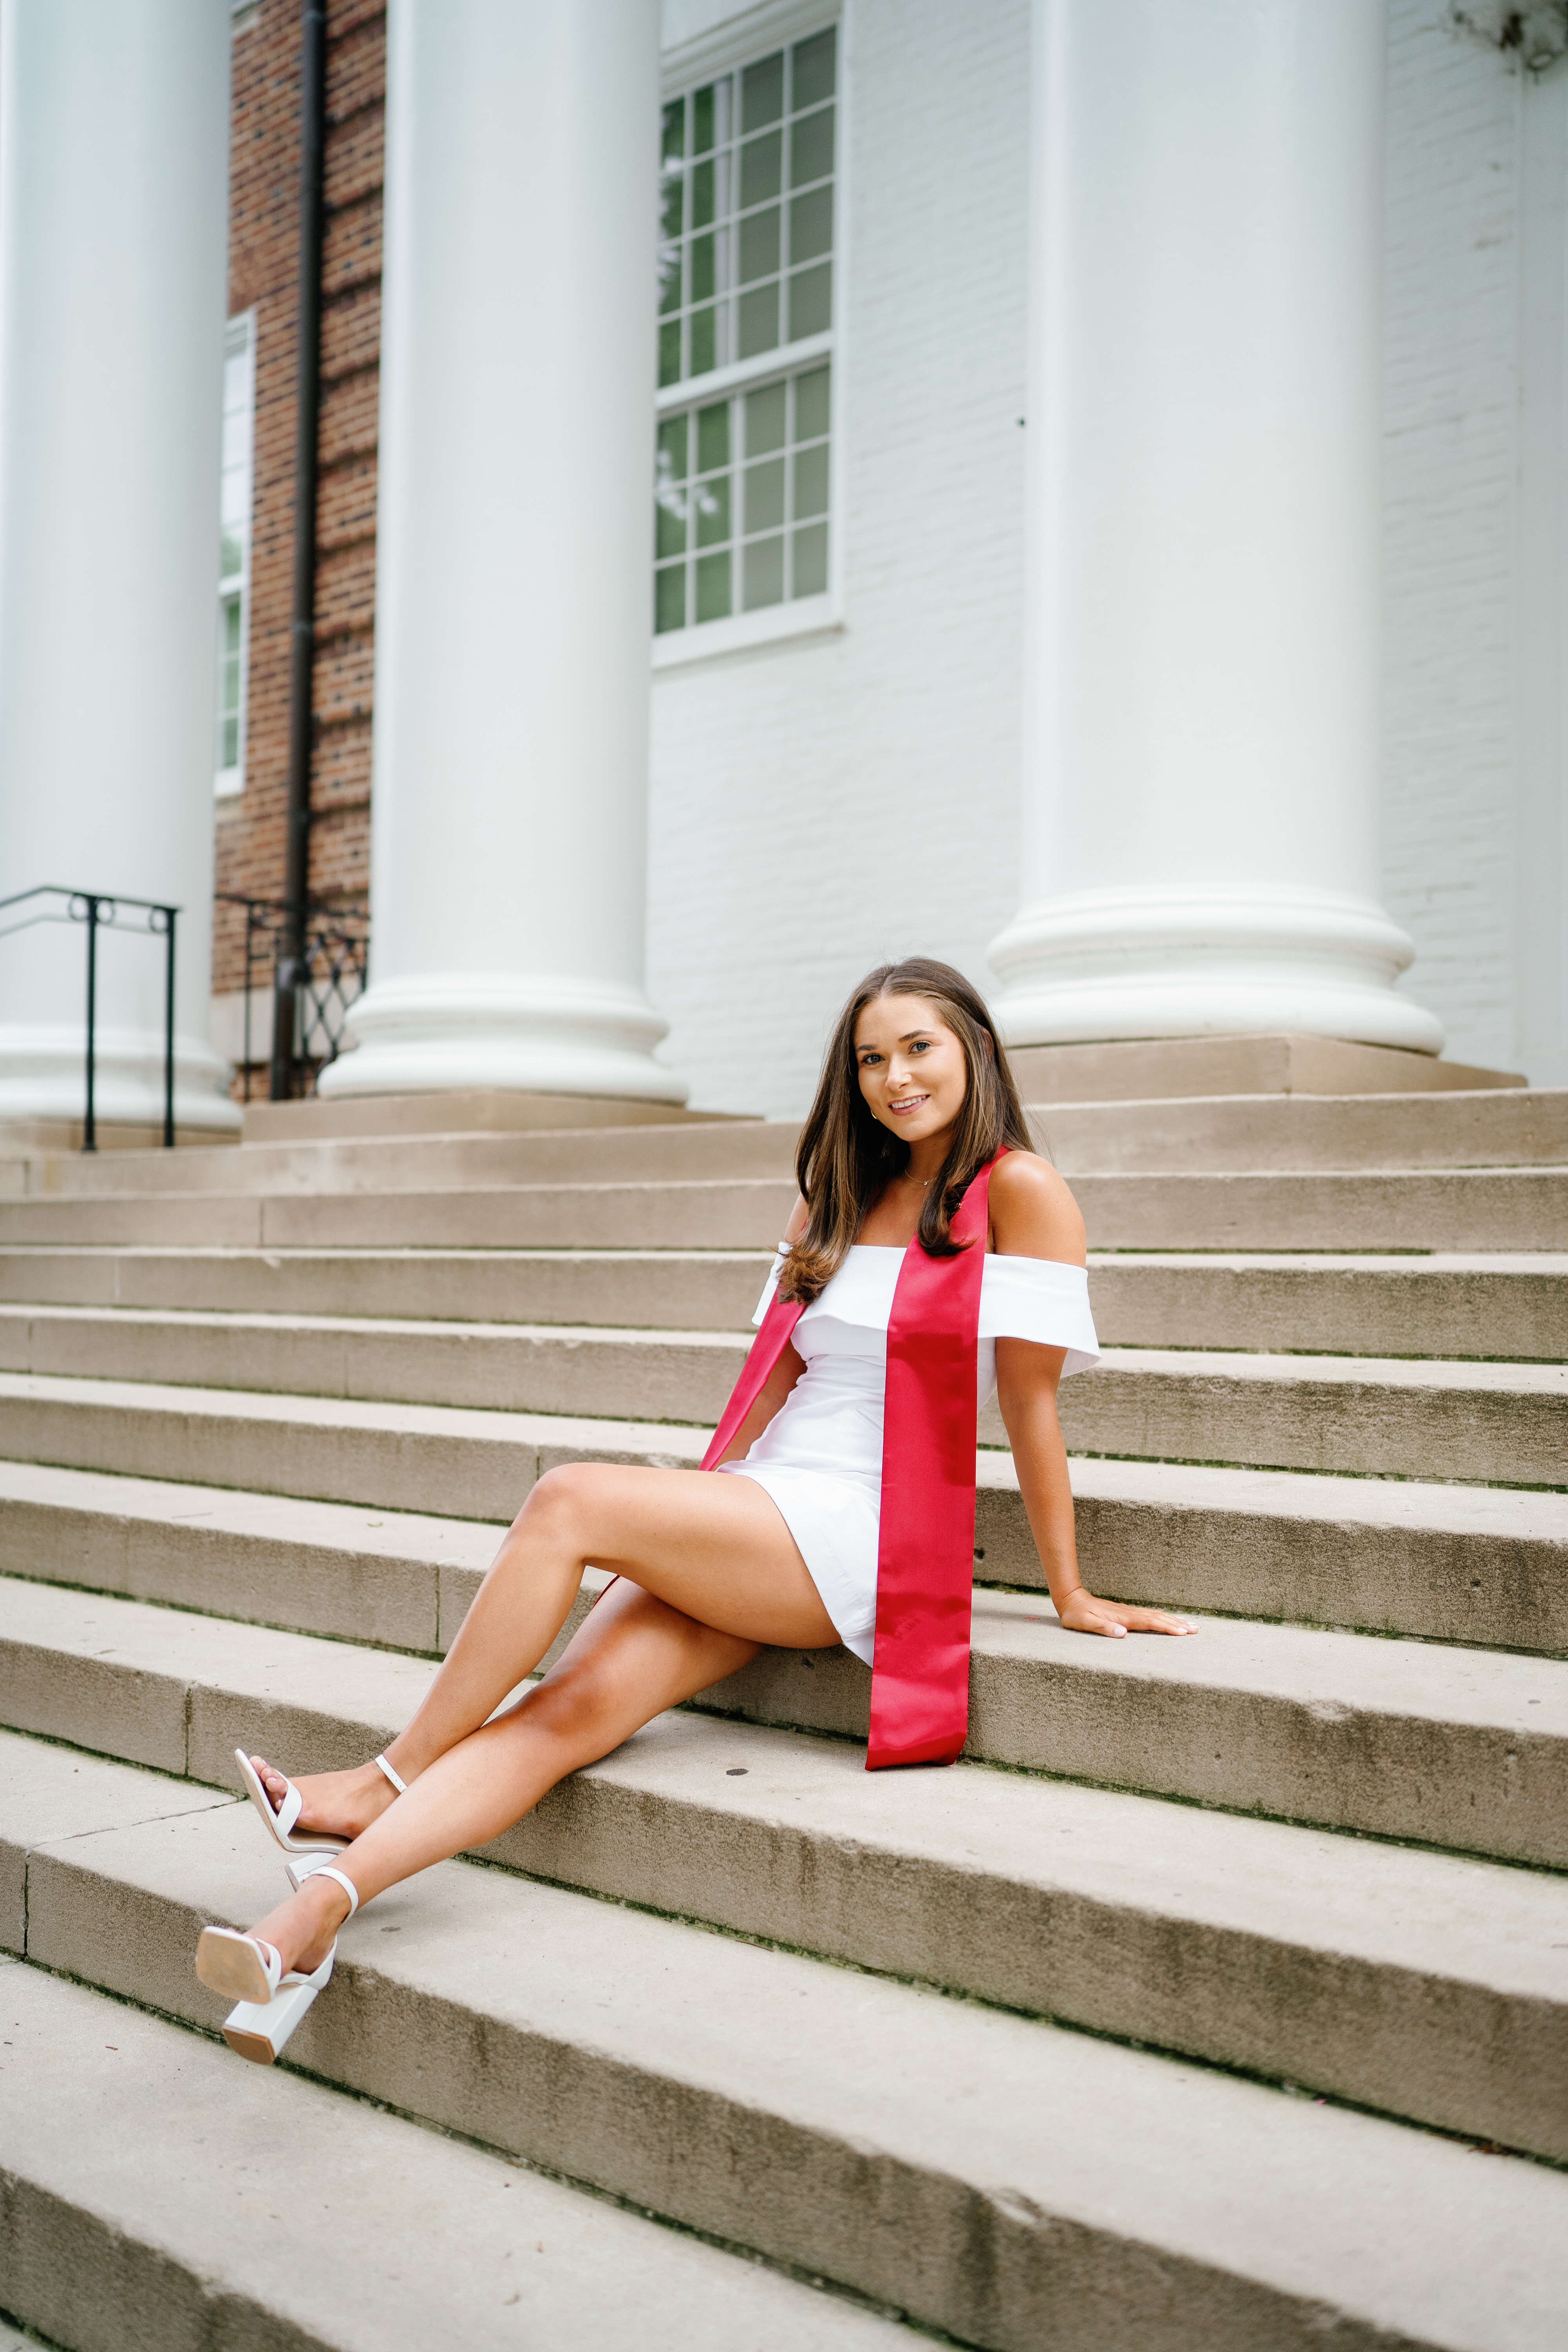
xmin=650 ymin=0 xmax=1560 ymax=1107
xmin=649 ymin=0 xmax=1030 ymax=1116
xmin=1382 ymin=1 xmax=1523 ymax=1072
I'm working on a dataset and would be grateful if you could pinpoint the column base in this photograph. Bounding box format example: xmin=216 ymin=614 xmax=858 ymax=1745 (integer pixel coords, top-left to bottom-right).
xmin=987 ymin=885 xmax=1445 ymax=1057
xmin=316 ymin=973 xmax=690 ymax=1107
xmin=1007 ymin=1034 xmax=1525 ymax=1105
xmin=0 ymin=1024 xmax=240 ymax=1133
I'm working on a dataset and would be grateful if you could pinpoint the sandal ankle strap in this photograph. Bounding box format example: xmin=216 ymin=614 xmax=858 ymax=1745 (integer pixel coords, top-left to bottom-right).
xmin=374 ymin=1752 xmax=408 ymax=1795
xmin=299 ymin=1860 xmax=360 ymax=1918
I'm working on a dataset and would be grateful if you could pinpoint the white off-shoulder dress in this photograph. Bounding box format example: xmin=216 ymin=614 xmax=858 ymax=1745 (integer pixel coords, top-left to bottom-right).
xmin=718 ymin=1245 xmax=1100 ymax=1666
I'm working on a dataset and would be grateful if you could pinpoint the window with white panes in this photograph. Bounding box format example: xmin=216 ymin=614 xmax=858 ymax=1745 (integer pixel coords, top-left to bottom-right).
xmin=655 ymin=25 xmax=836 ymax=638
xmin=215 ymin=312 xmax=255 ymax=795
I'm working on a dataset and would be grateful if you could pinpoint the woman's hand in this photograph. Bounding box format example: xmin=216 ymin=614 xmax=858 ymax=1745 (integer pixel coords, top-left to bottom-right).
xmin=1055 ymin=1587 xmax=1197 ymax=1639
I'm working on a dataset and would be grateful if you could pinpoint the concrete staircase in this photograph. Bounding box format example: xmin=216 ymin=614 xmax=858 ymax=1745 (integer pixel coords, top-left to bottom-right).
xmin=1 ymin=1088 xmax=1565 ymax=2350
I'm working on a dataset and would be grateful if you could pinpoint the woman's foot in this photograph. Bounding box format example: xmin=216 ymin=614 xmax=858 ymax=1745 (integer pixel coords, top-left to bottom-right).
xmin=247 ymin=1755 xmax=399 ymax=1844
xmin=238 ymin=1869 xmax=353 ymax=1984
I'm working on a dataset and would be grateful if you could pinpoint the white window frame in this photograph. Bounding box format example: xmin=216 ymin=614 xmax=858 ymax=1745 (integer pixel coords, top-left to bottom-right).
xmin=653 ymin=2 xmax=847 ymax=671
xmin=216 ymin=309 xmax=256 ymax=800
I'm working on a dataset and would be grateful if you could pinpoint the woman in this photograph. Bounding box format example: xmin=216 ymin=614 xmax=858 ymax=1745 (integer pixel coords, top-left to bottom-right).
xmin=196 ymin=958 xmax=1194 ymax=2057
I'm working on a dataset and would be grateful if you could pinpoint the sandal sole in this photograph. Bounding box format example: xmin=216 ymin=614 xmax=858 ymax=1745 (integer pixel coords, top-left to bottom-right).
xmin=196 ymin=1927 xmax=275 ymax=2006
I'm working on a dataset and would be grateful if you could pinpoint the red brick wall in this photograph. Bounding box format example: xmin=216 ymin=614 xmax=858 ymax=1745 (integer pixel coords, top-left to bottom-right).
xmin=214 ymin=0 xmax=385 ymax=1010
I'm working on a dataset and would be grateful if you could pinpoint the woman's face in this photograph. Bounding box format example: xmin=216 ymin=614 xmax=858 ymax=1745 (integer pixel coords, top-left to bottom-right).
xmin=853 ymin=993 xmax=968 ymax=1149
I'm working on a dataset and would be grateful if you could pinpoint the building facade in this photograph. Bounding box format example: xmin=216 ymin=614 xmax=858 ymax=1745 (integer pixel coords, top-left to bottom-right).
xmin=0 ymin=0 xmax=1564 ymax=1133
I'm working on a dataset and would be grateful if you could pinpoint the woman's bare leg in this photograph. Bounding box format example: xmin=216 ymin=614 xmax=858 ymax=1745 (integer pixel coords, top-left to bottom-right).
xmin=248 ymin=1461 xmax=833 ymax=1839
xmin=236 ymin=1578 xmax=764 ymax=1974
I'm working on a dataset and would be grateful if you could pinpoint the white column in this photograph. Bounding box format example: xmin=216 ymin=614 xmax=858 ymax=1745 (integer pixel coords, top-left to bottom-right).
xmin=0 ymin=0 xmax=237 ymax=1132
xmin=988 ymin=0 xmax=1443 ymax=1056
xmin=319 ymin=0 xmax=686 ymax=1105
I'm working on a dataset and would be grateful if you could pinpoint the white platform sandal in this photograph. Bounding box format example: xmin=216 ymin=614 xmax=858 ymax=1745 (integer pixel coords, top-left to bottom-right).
xmin=196 ymin=1862 xmax=360 ymax=2066
xmin=234 ymin=1746 xmax=406 ymax=1859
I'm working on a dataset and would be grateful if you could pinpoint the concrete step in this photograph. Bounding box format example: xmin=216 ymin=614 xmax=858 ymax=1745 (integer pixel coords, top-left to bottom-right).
xmin=0 ymin=1299 xmax=755 ymax=1429
xmin=706 ymin=1588 xmax=1568 ymax=1867
xmin=1 ymin=1304 xmax=1561 ymax=1485
xmin=9 ymin=1733 xmax=1568 ymax=2349
xmin=10 ymin=1119 xmax=802 ymax=1200
xmin=4 ymin=1381 xmax=1563 ymax=1649
xmin=2 ymin=1244 xmax=1562 ymax=1361
xmin=5 ymin=1557 xmax=1566 ymax=1875
xmin=1 ymin=1165 xmax=1565 ymax=1252
xmin=1068 ymin=1167 xmax=1568 ymax=1250
xmin=0 ymin=1244 xmax=774 ymax=1332
xmin=0 ymin=1976 xmax=910 ymax=2351
xmin=15 ymin=1087 xmax=1565 ymax=1201
xmin=0 ymin=1180 xmax=797 ymax=1252
xmin=1062 ymin=1345 xmax=1566 ymax=1488
xmin=1039 ymin=1087 xmax=1568 ymax=1174
xmin=0 ymin=1463 xmax=494 ymax=1653
xmin=1009 ymin=1031 xmax=1531 ymax=1102
xmin=1085 ymin=1250 xmax=1568 ymax=1361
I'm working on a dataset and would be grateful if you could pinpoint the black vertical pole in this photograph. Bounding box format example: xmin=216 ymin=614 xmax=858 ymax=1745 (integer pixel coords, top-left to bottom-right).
xmin=82 ymin=897 xmax=98 ymax=1153
xmin=242 ymin=904 xmax=254 ymax=1103
xmin=163 ymin=907 xmax=178 ymax=1148
xmin=272 ymin=0 xmax=327 ymax=1100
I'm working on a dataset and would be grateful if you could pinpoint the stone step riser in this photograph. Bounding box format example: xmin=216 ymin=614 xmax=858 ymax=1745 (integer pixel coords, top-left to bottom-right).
xmin=1070 ymin=1358 xmax=1563 ymax=1488
xmin=0 ymin=1184 xmax=797 ymax=1251
xmin=12 ymin=1121 xmax=801 ymax=1198
xmin=5 ymin=1388 xmax=1564 ymax=1651
xmin=2 ymin=1246 xmax=1563 ymax=1361
xmin=13 ymin=1090 xmax=1567 ymax=1201
xmin=0 ymin=1246 xmax=775 ymax=1334
xmin=0 ymin=1967 xmax=906 ymax=2352
xmin=1087 ymin=1257 xmax=1567 ymax=1361
xmin=1039 ymin=1089 xmax=1568 ymax=1175
xmin=0 ymin=1167 xmax=1564 ymax=1250
xmin=29 ymin=1813 xmax=1535 ymax=2352
xmin=499 ymin=1732 xmax=1568 ymax=2163
xmin=12 ymin=1737 xmax=1566 ymax=2186
xmin=2 ymin=1309 xmax=1559 ymax=1486
xmin=5 ymin=1564 xmax=1566 ymax=1885
xmin=699 ymin=1636 xmax=1568 ymax=1869
xmin=16 ymin=1737 xmax=1568 ymax=2352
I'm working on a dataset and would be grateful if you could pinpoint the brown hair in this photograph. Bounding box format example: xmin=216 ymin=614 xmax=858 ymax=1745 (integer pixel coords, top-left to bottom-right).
xmin=780 ymin=956 xmax=1033 ymax=1306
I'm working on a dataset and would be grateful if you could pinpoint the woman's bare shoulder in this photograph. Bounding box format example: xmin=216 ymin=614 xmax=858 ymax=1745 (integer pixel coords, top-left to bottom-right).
xmin=783 ymin=1194 xmax=810 ymax=1244
xmin=988 ymin=1149 xmax=1086 ymax=1265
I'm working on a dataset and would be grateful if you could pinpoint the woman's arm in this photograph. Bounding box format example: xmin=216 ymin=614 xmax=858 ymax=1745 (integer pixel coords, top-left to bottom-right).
xmin=712 ymin=1338 xmax=806 ymax=1466
xmin=991 ymin=1153 xmax=1194 ymax=1639
xmin=710 ymin=1195 xmax=810 ymax=1468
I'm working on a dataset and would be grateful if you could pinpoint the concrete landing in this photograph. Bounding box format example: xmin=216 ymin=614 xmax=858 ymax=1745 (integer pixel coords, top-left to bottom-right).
xmin=1009 ymin=1032 xmax=1527 ymax=1101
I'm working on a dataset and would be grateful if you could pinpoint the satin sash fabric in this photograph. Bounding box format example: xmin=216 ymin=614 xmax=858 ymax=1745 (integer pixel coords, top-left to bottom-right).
xmin=701 ymin=1152 xmax=1002 ymax=1771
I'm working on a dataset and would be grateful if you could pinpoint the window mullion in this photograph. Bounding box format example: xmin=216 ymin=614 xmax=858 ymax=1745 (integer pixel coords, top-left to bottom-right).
xmin=654 ymin=23 xmax=836 ymax=645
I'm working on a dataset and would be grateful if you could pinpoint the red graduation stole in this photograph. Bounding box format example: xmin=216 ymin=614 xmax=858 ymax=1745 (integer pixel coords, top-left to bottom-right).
xmin=701 ymin=1152 xmax=1002 ymax=1771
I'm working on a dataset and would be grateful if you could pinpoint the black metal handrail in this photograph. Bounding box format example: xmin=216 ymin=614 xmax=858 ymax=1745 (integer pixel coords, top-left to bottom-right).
xmin=217 ymin=893 xmax=368 ymax=1101
xmin=0 ymin=885 xmax=177 ymax=1151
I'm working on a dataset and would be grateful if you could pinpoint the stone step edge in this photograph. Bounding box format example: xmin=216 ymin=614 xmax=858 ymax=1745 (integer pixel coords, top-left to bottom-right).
xmin=5 ymin=1383 xmax=1566 ymax=1662
xmin=5 ymin=1300 xmax=1565 ymax=1395
xmin=12 ymin=1534 xmax=1568 ymax=1863
xmin=0 ymin=1960 xmax=914 ymax=2352
xmin=8 ymin=1493 xmax=1568 ymax=1875
xmin=12 ymin=1162 xmax=1568 ymax=1202
xmin=4 ymin=1615 xmax=1568 ymax=2160
xmin=13 ymin=1736 xmax=1568 ymax=2352
xmin=4 ymin=1329 xmax=1564 ymax=1503
xmin=5 ymin=1454 xmax=1566 ymax=1669
xmin=4 ymin=1367 xmax=1565 ymax=1511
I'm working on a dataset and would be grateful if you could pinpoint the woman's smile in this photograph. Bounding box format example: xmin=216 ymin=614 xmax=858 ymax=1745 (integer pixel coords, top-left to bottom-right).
xmin=853 ymin=993 xmax=970 ymax=1161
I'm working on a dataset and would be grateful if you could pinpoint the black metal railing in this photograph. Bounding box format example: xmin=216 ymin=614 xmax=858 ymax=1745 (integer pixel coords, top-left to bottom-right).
xmin=0 ymin=885 xmax=178 ymax=1151
xmin=218 ymin=894 xmax=369 ymax=1101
